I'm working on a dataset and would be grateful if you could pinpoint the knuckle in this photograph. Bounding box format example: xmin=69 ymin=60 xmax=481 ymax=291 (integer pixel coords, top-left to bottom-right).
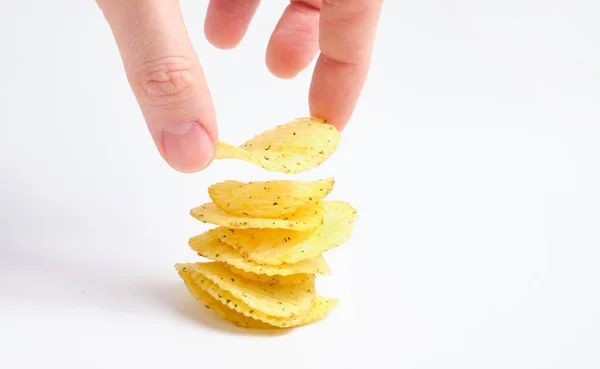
xmin=290 ymin=0 xmax=321 ymax=12
xmin=132 ymin=56 xmax=197 ymax=109
xmin=321 ymin=14 xmax=361 ymax=30
xmin=323 ymin=0 xmax=382 ymax=6
xmin=322 ymin=0 xmax=374 ymax=27
xmin=321 ymin=53 xmax=359 ymax=68
xmin=323 ymin=0 xmax=383 ymax=15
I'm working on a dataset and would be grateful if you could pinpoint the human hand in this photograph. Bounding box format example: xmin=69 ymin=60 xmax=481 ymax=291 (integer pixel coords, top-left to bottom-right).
xmin=97 ymin=0 xmax=382 ymax=173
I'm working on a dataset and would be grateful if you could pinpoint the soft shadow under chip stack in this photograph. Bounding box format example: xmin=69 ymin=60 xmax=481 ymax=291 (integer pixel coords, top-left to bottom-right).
xmin=175 ymin=118 xmax=358 ymax=329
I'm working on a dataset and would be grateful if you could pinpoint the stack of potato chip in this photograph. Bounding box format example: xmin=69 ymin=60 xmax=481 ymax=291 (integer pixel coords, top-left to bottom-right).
xmin=175 ymin=118 xmax=357 ymax=329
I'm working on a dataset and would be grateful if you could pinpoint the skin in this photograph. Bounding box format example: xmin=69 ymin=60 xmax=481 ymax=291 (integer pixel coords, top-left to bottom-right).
xmin=97 ymin=0 xmax=383 ymax=173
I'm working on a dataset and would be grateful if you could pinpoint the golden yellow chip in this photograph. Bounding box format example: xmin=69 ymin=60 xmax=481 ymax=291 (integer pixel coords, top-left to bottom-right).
xmin=188 ymin=229 xmax=332 ymax=276
xmin=224 ymin=265 xmax=316 ymax=289
xmin=190 ymin=201 xmax=324 ymax=231
xmin=177 ymin=263 xmax=337 ymax=329
xmin=177 ymin=268 xmax=272 ymax=329
xmin=208 ymin=178 xmax=335 ymax=218
xmin=238 ymin=296 xmax=337 ymax=329
xmin=176 ymin=264 xmax=310 ymax=327
xmin=238 ymin=118 xmax=339 ymax=156
xmin=294 ymin=296 xmax=339 ymax=327
xmin=220 ymin=201 xmax=357 ymax=265
xmin=214 ymin=117 xmax=340 ymax=174
xmin=191 ymin=262 xmax=314 ymax=318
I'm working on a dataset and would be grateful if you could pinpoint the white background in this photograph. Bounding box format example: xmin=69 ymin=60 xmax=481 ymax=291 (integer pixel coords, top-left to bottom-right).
xmin=1 ymin=1 xmax=599 ymax=368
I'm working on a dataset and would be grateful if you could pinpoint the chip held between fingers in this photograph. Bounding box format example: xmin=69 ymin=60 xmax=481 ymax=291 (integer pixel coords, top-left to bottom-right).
xmin=213 ymin=117 xmax=341 ymax=173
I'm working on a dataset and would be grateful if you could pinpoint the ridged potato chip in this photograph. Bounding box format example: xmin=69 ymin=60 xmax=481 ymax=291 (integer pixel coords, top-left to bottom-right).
xmin=294 ymin=296 xmax=339 ymax=327
xmin=188 ymin=229 xmax=332 ymax=276
xmin=225 ymin=265 xmax=316 ymax=288
xmin=214 ymin=118 xmax=340 ymax=174
xmin=190 ymin=201 xmax=324 ymax=231
xmin=239 ymin=118 xmax=339 ymax=155
xmin=208 ymin=178 xmax=335 ymax=218
xmin=176 ymin=264 xmax=337 ymax=329
xmin=220 ymin=201 xmax=358 ymax=265
xmin=215 ymin=142 xmax=315 ymax=174
xmin=177 ymin=268 xmax=272 ymax=329
xmin=191 ymin=262 xmax=314 ymax=318
xmin=176 ymin=264 xmax=310 ymax=327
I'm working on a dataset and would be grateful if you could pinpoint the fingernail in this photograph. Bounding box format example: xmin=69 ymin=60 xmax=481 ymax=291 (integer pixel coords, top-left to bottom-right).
xmin=162 ymin=121 xmax=214 ymax=172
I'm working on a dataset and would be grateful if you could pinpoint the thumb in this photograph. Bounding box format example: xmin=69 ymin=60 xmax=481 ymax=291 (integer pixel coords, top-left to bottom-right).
xmin=98 ymin=0 xmax=217 ymax=173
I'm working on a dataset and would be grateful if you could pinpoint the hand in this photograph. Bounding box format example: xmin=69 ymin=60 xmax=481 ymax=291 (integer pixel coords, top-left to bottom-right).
xmin=97 ymin=0 xmax=383 ymax=173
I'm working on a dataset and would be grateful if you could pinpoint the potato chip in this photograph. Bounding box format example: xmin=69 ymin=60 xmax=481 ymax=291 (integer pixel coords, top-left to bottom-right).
xmin=214 ymin=117 xmax=340 ymax=174
xmin=191 ymin=262 xmax=314 ymax=318
xmin=224 ymin=265 xmax=316 ymax=288
xmin=238 ymin=118 xmax=339 ymax=156
xmin=190 ymin=201 xmax=324 ymax=231
xmin=220 ymin=201 xmax=357 ymax=265
xmin=177 ymin=263 xmax=337 ymax=329
xmin=208 ymin=178 xmax=335 ymax=218
xmin=221 ymin=226 xmax=310 ymax=259
xmin=176 ymin=264 xmax=310 ymax=327
xmin=177 ymin=268 xmax=272 ymax=329
xmin=188 ymin=229 xmax=332 ymax=276
xmin=294 ymin=296 xmax=339 ymax=327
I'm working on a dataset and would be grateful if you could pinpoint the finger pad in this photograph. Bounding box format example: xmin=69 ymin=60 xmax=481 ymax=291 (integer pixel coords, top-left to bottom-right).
xmin=266 ymin=3 xmax=320 ymax=78
xmin=205 ymin=0 xmax=260 ymax=49
xmin=309 ymin=55 xmax=369 ymax=130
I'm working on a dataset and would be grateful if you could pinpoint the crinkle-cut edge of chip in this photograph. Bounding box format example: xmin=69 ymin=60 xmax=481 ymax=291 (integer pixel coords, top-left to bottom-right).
xmin=217 ymin=226 xmax=312 ymax=264
xmin=226 ymin=255 xmax=332 ymax=277
xmin=207 ymin=177 xmax=336 ymax=218
xmin=222 ymin=255 xmax=332 ymax=277
xmin=176 ymin=263 xmax=311 ymax=327
xmin=190 ymin=202 xmax=324 ymax=231
xmin=240 ymin=117 xmax=339 ymax=151
xmin=176 ymin=264 xmax=337 ymax=329
xmin=214 ymin=144 xmax=327 ymax=174
xmin=248 ymin=151 xmax=332 ymax=174
xmin=295 ymin=296 xmax=340 ymax=327
xmin=278 ymin=202 xmax=359 ymax=264
xmin=192 ymin=261 xmax=314 ymax=318
xmin=188 ymin=230 xmax=332 ymax=276
xmin=224 ymin=264 xmax=317 ymax=287
xmin=213 ymin=117 xmax=340 ymax=174
xmin=177 ymin=268 xmax=273 ymax=329
xmin=283 ymin=116 xmax=327 ymax=127
xmin=220 ymin=201 xmax=358 ymax=266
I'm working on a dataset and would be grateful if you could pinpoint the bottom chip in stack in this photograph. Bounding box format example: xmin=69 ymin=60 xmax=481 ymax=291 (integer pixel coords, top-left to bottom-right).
xmin=175 ymin=262 xmax=338 ymax=329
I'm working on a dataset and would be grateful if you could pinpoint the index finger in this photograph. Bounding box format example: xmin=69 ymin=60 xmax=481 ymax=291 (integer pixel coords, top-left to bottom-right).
xmin=309 ymin=0 xmax=383 ymax=130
